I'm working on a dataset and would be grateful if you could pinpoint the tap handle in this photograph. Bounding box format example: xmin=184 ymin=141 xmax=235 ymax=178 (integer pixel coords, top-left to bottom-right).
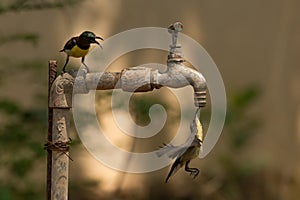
xmin=167 ymin=22 xmax=185 ymax=63
xmin=168 ymin=22 xmax=183 ymax=33
xmin=168 ymin=22 xmax=183 ymax=47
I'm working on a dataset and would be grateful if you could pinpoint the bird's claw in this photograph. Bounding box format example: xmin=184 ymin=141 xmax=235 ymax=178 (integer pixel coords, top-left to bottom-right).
xmin=82 ymin=69 xmax=87 ymax=79
xmin=75 ymin=67 xmax=89 ymax=79
xmin=82 ymin=62 xmax=90 ymax=74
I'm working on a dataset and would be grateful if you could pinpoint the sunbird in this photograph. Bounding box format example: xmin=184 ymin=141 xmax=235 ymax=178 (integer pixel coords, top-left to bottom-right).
xmin=60 ymin=31 xmax=103 ymax=73
xmin=157 ymin=108 xmax=203 ymax=183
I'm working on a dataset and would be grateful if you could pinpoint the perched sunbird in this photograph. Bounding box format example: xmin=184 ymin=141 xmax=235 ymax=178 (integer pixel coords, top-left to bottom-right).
xmin=60 ymin=31 xmax=103 ymax=73
xmin=157 ymin=108 xmax=203 ymax=183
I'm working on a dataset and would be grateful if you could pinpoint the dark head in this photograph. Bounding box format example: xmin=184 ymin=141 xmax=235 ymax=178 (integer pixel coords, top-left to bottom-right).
xmin=79 ymin=31 xmax=103 ymax=46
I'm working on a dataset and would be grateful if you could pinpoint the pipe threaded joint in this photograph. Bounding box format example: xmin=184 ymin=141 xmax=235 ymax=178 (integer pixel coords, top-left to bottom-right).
xmin=194 ymin=91 xmax=206 ymax=107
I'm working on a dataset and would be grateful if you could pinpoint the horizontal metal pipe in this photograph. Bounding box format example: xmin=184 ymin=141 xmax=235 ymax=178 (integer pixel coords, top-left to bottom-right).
xmin=72 ymin=62 xmax=206 ymax=107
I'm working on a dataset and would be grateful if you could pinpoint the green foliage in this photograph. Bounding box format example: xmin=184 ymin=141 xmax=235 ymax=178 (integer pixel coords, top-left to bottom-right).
xmin=0 ymin=99 xmax=47 ymax=198
xmin=0 ymin=185 xmax=13 ymax=200
xmin=232 ymin=87 xmax=259 ymax=108
xmin=0 ymin=0 xmax=81 ymax=14
xmin=0 ymin=33 xmax=39 ymax=47
xmin=11 ymin=158 xmax=33 ymax=177
xmin=0 ymin=184 xmax=43 ymax=200
xmin=225 ymin=86 xmax=261 ymax=149
xmin=0 ymin=124 xmax=27 ymax=143
xmin=0 ymin=100 xmax=21 ymax=114
xmin=130 ymin=94 xmax=169 ymax=126
xmin=216 ymin=86 xmax=262 ymax=200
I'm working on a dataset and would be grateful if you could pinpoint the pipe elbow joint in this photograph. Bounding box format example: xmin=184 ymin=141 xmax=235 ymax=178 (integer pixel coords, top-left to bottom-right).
xmin=156 ymin=63 xmax=207 ymax=107
xmin=188 ymin=69 xmax=207 ymax=107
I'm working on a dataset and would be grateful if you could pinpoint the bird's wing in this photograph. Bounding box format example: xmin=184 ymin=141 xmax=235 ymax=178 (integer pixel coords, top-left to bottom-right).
xmin=156 ymin=108 xmax=203 ymax=159
xmin=60 ymin=37 xmax=77 ymax=52
xmin=156 ymin=143 xmax=187 ymax=159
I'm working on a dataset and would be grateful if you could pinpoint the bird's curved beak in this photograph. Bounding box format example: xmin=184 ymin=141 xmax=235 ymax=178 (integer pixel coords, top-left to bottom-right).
xmin=94 ymin=36 xmax=104 ymax=48
xmin=96 ymin=36 xmax=104 ymax=41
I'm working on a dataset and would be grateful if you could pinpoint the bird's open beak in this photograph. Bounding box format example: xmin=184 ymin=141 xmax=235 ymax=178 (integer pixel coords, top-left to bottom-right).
xmin=94 ymin=36 xmax=104 ymax=48
xmin=96 ymin=36 xmax=104 ymax=41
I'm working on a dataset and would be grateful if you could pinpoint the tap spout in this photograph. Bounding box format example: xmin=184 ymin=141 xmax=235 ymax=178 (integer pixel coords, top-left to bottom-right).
xmin=154 ymin=62 xmax=206 ymax=107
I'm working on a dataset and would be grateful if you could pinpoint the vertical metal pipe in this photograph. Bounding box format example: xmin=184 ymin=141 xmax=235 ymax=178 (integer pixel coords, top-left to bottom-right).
xmin=51 ymin=108 xmax=70 ymax=200
xmin=47 ymin=60 xmax=57 ymax=200
xmin=48 ymin=71 xmax=73 ymax=200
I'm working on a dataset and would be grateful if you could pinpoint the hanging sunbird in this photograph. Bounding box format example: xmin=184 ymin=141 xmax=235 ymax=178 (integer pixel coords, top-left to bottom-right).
xmin=156 ymin=108 xmax=203 ymax=183
xmin=60 ymin=31 xmax=103 ymax=73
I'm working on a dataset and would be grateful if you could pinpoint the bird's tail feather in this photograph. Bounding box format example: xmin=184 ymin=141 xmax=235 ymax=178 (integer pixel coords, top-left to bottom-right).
xmin=165 ymin=158 xmax=182 ymax=183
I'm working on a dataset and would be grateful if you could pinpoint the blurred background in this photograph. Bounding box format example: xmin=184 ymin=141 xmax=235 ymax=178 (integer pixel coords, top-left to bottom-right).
xmin=0 ymin=0 xmax=299 ymax=199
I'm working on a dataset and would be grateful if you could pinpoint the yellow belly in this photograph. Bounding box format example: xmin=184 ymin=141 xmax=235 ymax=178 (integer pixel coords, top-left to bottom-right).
xmin=68 ymin=45 xmax=90 ymax=58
